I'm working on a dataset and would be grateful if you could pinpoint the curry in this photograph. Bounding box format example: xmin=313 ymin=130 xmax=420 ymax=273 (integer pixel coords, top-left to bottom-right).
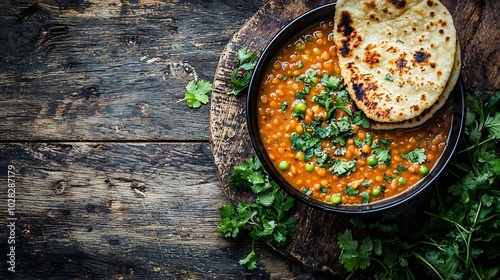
xmin=257 ymin=21 xmax=452 ymax=205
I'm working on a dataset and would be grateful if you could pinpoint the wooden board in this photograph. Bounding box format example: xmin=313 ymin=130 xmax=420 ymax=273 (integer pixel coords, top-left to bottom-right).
xmin=210 ymin=0 xmax=499 ymax=277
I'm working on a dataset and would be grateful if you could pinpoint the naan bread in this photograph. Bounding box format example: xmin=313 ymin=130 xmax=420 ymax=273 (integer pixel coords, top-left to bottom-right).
xmin=370 ymin=42 xmax=460 ymax=130
xmin=334 ymin=0 xmax=457 ymax=123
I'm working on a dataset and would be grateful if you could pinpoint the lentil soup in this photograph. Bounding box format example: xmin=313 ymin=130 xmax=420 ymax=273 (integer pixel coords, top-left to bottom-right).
xmin=257 ymin=20 xmax=452 ymax=205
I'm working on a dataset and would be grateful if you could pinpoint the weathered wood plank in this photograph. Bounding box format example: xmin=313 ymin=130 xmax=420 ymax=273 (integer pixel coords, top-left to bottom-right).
xmin=0 ymin=0 xmax=263 ymax=141
xmin=210 ymin=0 xmax=499 ymax=277
xmin=0 ymin=142 xmax=332 ymax=279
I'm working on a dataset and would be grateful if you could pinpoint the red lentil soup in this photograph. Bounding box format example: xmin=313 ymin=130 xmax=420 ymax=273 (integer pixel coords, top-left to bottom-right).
xmin=257 ymin=20 xmax=452 ymax=205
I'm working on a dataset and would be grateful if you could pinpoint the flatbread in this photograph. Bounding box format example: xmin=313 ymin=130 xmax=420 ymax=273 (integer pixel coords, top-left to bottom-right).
xmin=370 ymin=42 xmax=460 ymax=130
xmin=334 ymin=0 xmax=457 ymax=123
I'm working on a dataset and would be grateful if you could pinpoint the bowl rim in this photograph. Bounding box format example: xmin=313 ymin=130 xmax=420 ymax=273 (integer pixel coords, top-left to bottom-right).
xmin=246 ymin=3 xmax=466 ymax=214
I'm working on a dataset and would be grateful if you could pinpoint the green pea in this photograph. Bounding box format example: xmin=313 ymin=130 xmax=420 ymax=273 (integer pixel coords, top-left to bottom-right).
xmin=397 ymin=177 xmax=407 ymax=185
xmin=419 ymin=165 xmax=430 ymax=176
xmin=367 ymin=156 xmax=378 ymax=167
xmin=296 ymin=151 xmax=305 ymax=161
xmin=279 ymin=161 xmax=289 ymax=171
xmin=293 ymin=101 xmax=307 ymax=113
xmin=311 ymin=76 xmax=319 ymax=83
xmin=371 ymin=187 xmax=381 ymax=196
xmin=305 ymin=162 xmax=315 ymax=172
xmin=295 ymin=42 xmax=306 ymax=51
xmin=331 ymin=194 xmax=342 ymax=205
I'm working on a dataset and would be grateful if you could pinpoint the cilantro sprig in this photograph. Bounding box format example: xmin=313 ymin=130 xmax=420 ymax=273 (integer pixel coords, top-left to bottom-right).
xmin=400 ymin=147 xmax=427 ymax=164
xmin=215 ymin=155 xmax=297 ymax=269
xmin=228 ymin=47 xmax=257 ymax=96
xmin=177 ymin=80 xmax=212 ymax=108
xmin=337 ymin=92 xmax=500 ymax=280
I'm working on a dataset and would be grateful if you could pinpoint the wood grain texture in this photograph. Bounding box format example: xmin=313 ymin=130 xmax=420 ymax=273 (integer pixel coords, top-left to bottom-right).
xmin=0 ymin=142 xmax=332 ymax=279
xmin=210 ymin=0 xmax=499 ymax=277
xmin=0 ymin=0 xmax=262 ymax=141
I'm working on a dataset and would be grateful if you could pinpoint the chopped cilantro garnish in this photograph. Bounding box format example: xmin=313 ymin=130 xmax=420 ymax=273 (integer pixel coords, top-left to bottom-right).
xmin=373 ymin=148 xmax=391 ymax=167
xmin=384 ymin=73 xmax=394 ymax=82
xmin=332 ymin=159 xmax=357 ymax=176
xmin=321 ymin=74 xmax=342 ymax=92
xmin=343 ymin=186 xmax=360 ymax=196
xmin=335 ymin=147 xmax=347 ymax=156
xmin=301 ymin=187 xmax=313 ymax=196
xmin=280 ymin=102 xmax=288 ymax=112
xmin=383 ymin=174 xmax=394 ymax=182
xmin=360 ymin=192 xmax=370 ymax=204
xmin=400 ymin=148 xmax=427 ymax=164
xmin=352 ymin=110 xmax=371 ymax=128
xmin=378 ymin=139 xmax=391 ymax=147
xmin=354 ymin=138 xmax=364 ymax=148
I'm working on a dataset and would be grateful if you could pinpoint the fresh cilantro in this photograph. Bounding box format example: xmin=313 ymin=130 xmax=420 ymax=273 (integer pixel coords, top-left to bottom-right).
xmin=352 ymin=110 xmax=371 ymax=128
xmin=178 ymin=80 xmax=212 ymax=108
xmin=216 ymin=155 xmax=297 ymax=270
xmin=338 ymin=230 xmax=382 ymax=272
xmin=337 ymin=92 xmax=500 ymax=280
xmin=280 ymin=102 xmax=288 ymax=112
xmin=401 ymin=147 xmax=427 ymax=164
xmin=378 ymin=139 xmax=391 ymax=148
xmin=365 ymin=131 xmax=373 ymax=146
xmin=360 ymin=192 xmax=370 ymax=204
xmin=353 ymin=138 xmax=363 ymax=148
xmin=228 ymin=47 xmax=257 ymax=96
xmin=343 ymin=186 xmax=360 ymax=196
xmin=301 ymin=187 xmax=313 ymax=196
xmin=289 ymin=129 xmax=322 ymax=162
xmin=337 ymin=116 xmax=352 ymax=133
xmin=321 ymin=74 xmax=342 ymax=92
xmin=384 ymin=73 xmax=394 ymax=82
xmin=335 ymin=147 xmax=347 ymax=156
xmin=383 ymin=174 xmax=394 ymax=182
xmin=373 ymin=148 xmax=391 ymax=167
xmin=303 ymin=70 xmax=318 ymax=83
xmin=332 ymin=159 xmax=357 ymax=176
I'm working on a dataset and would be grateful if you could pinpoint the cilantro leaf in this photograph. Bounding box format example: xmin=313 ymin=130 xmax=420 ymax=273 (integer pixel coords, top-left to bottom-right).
xmin=239 ymin=248 xmax=258 ymax=270
xmin=373 ymin=148 xmax=391 ymax=167
xmin=228 ymin=47 xmax=257 ymax=96
xmin=332 ymin=159 xmax=357 ymax=176
xmin=484 ymin=112 xmax=500 ymax=139
xmin=321 ymin=74 xmax=342 ymax=91
xmin=343 ymin=186 xmax=360 ymax=196
xmin=400 ymin=148 xmax=427 ymax=164
xmin=178 ymin=80 xmax=212 ymax=108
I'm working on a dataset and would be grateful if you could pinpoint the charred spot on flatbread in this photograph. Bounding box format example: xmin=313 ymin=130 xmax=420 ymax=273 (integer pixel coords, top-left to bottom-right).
xmin=336 ymin=11 xmax=362 ymax=58
xmin=414 ymin=51 xmax=431 ymax=63
xmin=387 ymin=0 xmax=407 ymax=9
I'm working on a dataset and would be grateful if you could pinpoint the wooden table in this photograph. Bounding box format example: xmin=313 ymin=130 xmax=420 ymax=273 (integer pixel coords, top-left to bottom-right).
xmin=0 ymin=0 xmax=497 ymax=279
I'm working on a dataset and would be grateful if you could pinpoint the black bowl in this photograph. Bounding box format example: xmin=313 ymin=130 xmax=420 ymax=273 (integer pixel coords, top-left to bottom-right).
xmin=246 ymin=3 xmax=465 ymax=214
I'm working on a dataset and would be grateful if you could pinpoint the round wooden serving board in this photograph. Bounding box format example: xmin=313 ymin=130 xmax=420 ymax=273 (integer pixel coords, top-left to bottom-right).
xmin=209 ymin=0 xmax=499 ymax=276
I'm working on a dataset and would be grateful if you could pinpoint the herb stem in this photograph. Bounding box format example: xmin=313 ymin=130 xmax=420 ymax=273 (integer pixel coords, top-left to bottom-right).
xmin=458 ymin=137 xmax=494 ymax=154
xmin=412 ymin=252 xmax=444 ymax=280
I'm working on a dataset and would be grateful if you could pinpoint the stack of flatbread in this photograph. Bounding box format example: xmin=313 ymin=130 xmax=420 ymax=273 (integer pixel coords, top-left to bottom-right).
xmin=333 ymin=0 xmax=460 ymax=130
